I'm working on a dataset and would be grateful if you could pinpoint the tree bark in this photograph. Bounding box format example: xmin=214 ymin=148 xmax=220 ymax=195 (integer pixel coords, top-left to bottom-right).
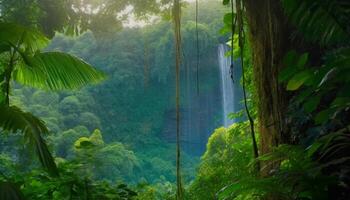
xmin=243 ymin=0 xmax=291 ymax=176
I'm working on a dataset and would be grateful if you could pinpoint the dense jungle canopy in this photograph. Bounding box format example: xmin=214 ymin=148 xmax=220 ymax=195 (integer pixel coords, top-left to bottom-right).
xmin=0 ymin=0 xmax=349 ymax=199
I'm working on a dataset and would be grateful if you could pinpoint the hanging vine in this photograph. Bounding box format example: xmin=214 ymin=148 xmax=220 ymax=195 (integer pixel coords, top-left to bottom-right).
xmin=173 ymin=0 xmax=184 ymax=199
xmin=143 ymin=35 xmax=150 ymax=89
xmin=195 ymin=0 xmax=200 ymax=95
xmin=233 ymin=0 xmax=260 ymax=169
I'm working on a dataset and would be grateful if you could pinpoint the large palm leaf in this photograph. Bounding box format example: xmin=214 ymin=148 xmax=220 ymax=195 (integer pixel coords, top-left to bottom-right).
xmin=282 ymin=0 xmax=350 ymax=46
xmin=0 ymin=106 xmax=58 ymax=176
xmin=13 ymin=52 xmax=106 ymax=90
xmin=0 ymin=22 xmax=105 ymax=90
xmin=0 ymin=23 xmax=49 ymax=52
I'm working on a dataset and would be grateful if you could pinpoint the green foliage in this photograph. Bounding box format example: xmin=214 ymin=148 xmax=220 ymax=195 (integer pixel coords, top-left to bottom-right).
xmin=220 ymin=12 xmax=235 ymax=35
xmin=0 ymin=22 xmax=106 ymax=190
xmin=54 ymin=127 xmax=90 ymax=158
xmin=14 ymin=52 xmax=106 ymax=91
xmin=212 ymin=1 xmax=349 ymax=199
xmin=59 ymin=96 xmax=81 ymax=114
xmin=282 ymin=0 xmax=349 ymax=46
xmin=0 ymin=0 xmax=71 ymax=37
xmin=1 ymin=2 xmax=231 ymax=198
xmin=79 ymin=112 xmax=101 ymax=131
xmin=279 ymin=0 xmax=350 ymax=122
xmin=31 ymin=90 xmax=59 ymax=106
xmin=277 ymin=0 xmax=350 ymax=198
xmin=188 ymin=122 xmax=253 ymax=200
xmin=1 ymin=157 xmax=137 ymax=200
xmin=307 ymin=126 xmax=350 ymax=186
xmin=74 ymin=129 xmax=104 ymax=149
xmin=135 ymin=181 xmax=176 ymax=200
xmin=0 ymin=105 xmax=58 ymax=176
xmin=0 ymin=0 xmax=173 ymax=36
xmin=73 ymin=129 xmax=139 ymax=183
xmin=217 ymin=145 xmax=333 ymax=200
xmin=34 ymin=2 xmax=227 ymax=185
xmin=0 ymin=23 xmax=49 ymax=53
xmin=0 ymin=22 xmax=105 ymax=96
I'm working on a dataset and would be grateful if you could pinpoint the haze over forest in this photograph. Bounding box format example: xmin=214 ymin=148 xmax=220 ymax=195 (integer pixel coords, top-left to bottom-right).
xmin=0 ymin=0 xmax=349 ymax=199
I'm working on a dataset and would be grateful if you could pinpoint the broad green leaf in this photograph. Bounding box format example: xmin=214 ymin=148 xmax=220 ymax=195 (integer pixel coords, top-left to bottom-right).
xmin=296 ymin=53 xmax=309 ymax=68
xmin=282 ymin=50 xmax=298 ymax=67
xmin=315 ymin=108 xmax=336 ymax=124
xmin=279 ymin=65 xmax=299 ymax=82
xmin=223 ymin=13 xmax=234 ymax=25
xmin=0 ymin=23 xmax=49 ymax=53
xmin=331 ymin=97 xmax=350 ymax=107
xmin=219 ymin=25 xmax=231 ymax=35
xmin=295 ymin=88 xmax=314 ymax=103
xmin=304 ymin=95 xmax=321 ymax=113
xmin=14 ymin=52 xmax=106 ymax=91
xmin=279 ymin=50 xmax=300 ymax=82
xmin=0 ymin=106 xmax=58 ymax=176
xmin=287 ymin=70 xmax=312 ymax=90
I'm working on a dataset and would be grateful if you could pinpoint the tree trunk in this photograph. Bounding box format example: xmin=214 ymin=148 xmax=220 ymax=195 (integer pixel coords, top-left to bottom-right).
xmin=243 ymin=0 xmax=291 ymax=176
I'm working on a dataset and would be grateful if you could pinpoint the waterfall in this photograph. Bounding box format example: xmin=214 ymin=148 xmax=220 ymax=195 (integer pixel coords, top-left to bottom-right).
xmin=218 ymin=44 xmax=244 ymax=127
xmin=161 ymin=44 xmax=245 ymax=155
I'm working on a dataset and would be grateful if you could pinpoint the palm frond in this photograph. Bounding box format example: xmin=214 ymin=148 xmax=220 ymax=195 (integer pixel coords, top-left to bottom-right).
xmin=14 ymin=52 xmax=106 ymax=91
xmin=282 ymin=0 xmax=350 ymax=45
xmin=0 ymin=106 xmax=58 ymax=176
xmin=0 ymin=23 xmax=49 ymax=52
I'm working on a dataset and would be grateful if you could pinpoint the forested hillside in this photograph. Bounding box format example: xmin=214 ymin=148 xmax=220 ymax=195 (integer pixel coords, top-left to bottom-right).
xmin=0 ymin=0 xmax=349 ymax=200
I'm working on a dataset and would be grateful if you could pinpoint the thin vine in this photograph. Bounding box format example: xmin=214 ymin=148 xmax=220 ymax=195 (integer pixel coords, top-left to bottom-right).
xmin=196 ymin=0 xmax=200 ymax=95
xmin=173 ymin=0 xmax=184 ymax=199
xmin=233 ymin=0 xmax=259 ymax=169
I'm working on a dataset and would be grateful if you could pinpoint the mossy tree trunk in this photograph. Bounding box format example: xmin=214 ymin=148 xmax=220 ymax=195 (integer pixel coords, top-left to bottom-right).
xmin=243 ymin=0 xmax=291 ymax=175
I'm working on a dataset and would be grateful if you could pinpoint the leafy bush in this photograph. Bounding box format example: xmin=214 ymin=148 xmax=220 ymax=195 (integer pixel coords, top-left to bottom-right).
xmin=188 ymin=122 xmax=253 ymax=200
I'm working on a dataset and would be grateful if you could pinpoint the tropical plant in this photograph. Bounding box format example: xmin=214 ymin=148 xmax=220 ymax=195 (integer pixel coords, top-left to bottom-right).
xmin=279 ymin=0 xmax=350 ymax=123
xmin=278 ymin=0 xmax=350 ymax=198
xmin=0 ymin=22 xmax=105 ymax=178
xmin=215 ymin=0 xmax=350 ymax=199
xmin=217 ymin=145 xmax=333 ymax=200
xmin=0 ymin=154 xmax=137 ymax=200
xmin=188 ymin=122 xmax=254 ymax=200
xmin=73 ymin=129 xmax=139 ymax=183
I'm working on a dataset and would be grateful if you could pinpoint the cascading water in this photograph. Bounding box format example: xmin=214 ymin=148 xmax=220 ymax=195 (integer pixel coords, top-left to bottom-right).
xmin=218 ymin=44 xmax=234 ymax=127
xmin=162 ymin=44 xmax=240 ymax=156
xmin=218 ymin=44 xmax=244 ymax=127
